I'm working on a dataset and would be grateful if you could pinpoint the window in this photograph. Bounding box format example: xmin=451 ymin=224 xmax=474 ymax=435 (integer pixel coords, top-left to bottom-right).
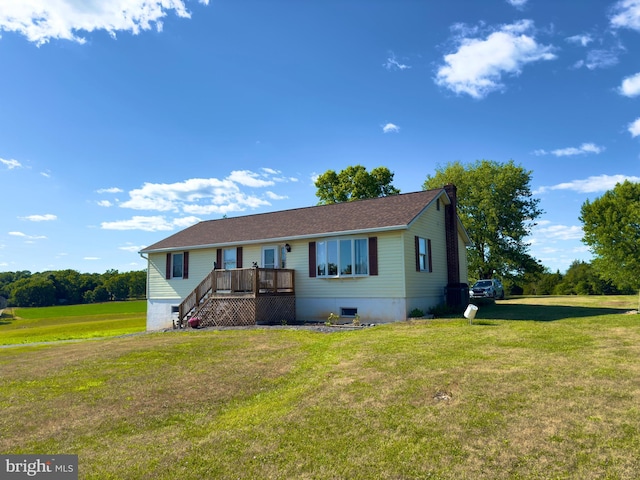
xmin=223 ymin=248 xmax=236 ymax=269
xmin=317 ymin=238 xmax=368 ymax=277
xmin=216 ymin=247 xmax=242 ymax=269
xmin=262 ymin=245 xmax=286 ymax=269
xmin=416 ymin=237 xmax=432 ymax=272
xmin=263 ymin=247 xmax=276 ymax=269
xmin=166 ymin=252 xmax=189 ymax=279
xmin=172 ymin=253 xmax=184 ymax=278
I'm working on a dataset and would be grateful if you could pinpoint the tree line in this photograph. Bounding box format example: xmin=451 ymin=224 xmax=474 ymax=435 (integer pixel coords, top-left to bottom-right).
xmin=0 ymin=269 xmax=146 ymax=308
xmin=506 ymin=261 xmax=634 ymax=297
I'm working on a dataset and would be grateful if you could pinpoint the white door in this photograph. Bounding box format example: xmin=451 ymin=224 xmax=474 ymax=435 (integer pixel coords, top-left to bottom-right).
xmin=262 ymin=247 xmax=277 ymax=269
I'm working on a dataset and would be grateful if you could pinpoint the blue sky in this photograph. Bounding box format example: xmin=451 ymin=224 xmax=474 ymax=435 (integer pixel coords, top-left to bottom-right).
xmin=1 ymin=0 xmax=639 ymax=275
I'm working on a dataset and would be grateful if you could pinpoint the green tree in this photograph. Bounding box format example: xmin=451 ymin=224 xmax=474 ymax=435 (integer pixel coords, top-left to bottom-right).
xmin=423 ymin=160 xmax=543 ymax=280
xmin=126 ymin=270 xmax=147 ymax=298
xmin=9 ymin=276 xmax=57 ymax=307
xmin=105 ymin=274 xmax=130 ymax=301
xmin=553 ymin=260 xmax=621 ymax=296
xmin=314 ymin=165 xmax=400 ymax=204
xmin=580 ymin=180 xmax=640 ymax=296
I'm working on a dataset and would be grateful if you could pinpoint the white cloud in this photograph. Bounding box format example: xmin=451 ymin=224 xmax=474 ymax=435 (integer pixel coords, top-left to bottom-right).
xmin=227 ymin=170 xmax=275 ymax=187
xmin=1 ymin=158 xmax=22 ymax=169
xmin=553 ymin=143 xmax=603 ymax=156
xmin=506 ymin=0 xmax=528 ymax=8
xmin=101 ymin=216 xmax=180 ymax=232
xmin=533 ymin=143 xmax=604 ymax=157
xmin=610 ymin=0 xmax=640 ymax=31
xmin=172 ymin=216 xmax=201 ymax=228
xmin=119 ymin=244 xmax=146 ymax=253
xmin=620 ymin=72 xmax=640 ymax=97
xmin=383 ymin=53 xmax=411 ymax=71
xmin=121 ymin=178 xmax=237 ymax=212
xmin=566 ymin=34 xmax=593 ymax=47
xmin=9 ymin=231 xmax=47 ymax=240
xmin=119 ymin=170 xmax=287 ymax=215
xmin=97 ymin=200 xmax=114 ymax=207
xmin=0 ymin=0 xmax=210 ymax=45
xmin=103 ymin=215 xmax=198 ymax=232
xmin=40 ymin=171 xmax=51 ymax=178
xmin=97 ymin=187 xmax=124 ymax=194
xmin=20 ymin=214 xmax=57 ymax=222
xmin=84 ymin=257 xmax=101 ymax=261
xmin=534 ymin=224 xmax=583 ymax=241
xmin=435 ymin=20 xmax=556 ymax=99
xmin=629 ymin=117 xmax=640 ymax=137
xmin=580 ymin=49 xmax=620 ymax=70
xmin=382 ymin=123 xmax=400 ymax=133
xmin=265 ymin=191 xmax=288 ymax=200
xmin=536 ymin=174 xmax=640 ymax=194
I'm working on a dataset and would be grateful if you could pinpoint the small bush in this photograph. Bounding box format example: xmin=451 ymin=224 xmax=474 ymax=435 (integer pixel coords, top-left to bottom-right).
xmin=408 ymin=308 xmax=424 ymax=318
xmin=428 ymin=303 xmax=459 ymax=318
xmin=326 ymin=312 xmax=340 ymax=325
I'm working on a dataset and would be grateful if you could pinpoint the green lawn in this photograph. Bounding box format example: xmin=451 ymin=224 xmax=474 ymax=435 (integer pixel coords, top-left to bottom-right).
xmin=1 ymin=296 xmax=639 ymax=479
xmin=0 ymin=301 xmax=146 ymax=345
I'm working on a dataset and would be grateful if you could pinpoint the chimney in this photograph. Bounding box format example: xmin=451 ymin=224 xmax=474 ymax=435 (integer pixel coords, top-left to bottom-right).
xmin=443 ymin=184 xmax=460 ymax=286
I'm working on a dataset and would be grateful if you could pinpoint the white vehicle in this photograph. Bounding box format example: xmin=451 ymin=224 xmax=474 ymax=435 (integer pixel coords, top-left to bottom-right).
xmin=470 ymin=279 xmax=504 ymax=300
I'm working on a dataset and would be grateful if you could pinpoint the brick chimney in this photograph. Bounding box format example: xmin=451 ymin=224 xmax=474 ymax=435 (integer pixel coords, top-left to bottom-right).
xmin=443 ymin=183 xmax=460 ymax=286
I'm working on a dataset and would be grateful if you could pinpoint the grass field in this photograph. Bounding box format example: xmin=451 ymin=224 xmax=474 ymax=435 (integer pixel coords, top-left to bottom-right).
xmin=0 ymin=301 xmax=146 ymax=345
xmin=1 ymin=296 xmax=639 ymax=479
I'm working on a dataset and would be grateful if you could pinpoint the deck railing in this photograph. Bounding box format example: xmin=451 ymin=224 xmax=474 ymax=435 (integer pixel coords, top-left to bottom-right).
xmin=178 ymin=268 xmax=295 ymax=327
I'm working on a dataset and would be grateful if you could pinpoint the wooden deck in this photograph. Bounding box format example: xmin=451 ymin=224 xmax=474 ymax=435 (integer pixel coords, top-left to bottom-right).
xmin=178 ymin=268 xmax=295 ymax=328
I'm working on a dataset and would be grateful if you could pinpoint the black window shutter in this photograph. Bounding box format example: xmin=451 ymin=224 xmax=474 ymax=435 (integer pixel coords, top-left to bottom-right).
xmin=428 ymin=239 xmax=433 ymax=273
xmin=216 ymin=249 xmax=222 ymax=269
xmin=237 ymin=247 xmax=243 ymax=268
xmin=415 ymin=236 xmax=421 ymax=272
xmin=183 ymin=251 xmax=189 ymax=279
xmin=308 ymin=242 xmax=316 ymax=277
xmin=166 ymin=253 xmax=171 ymax=279
xmin=369 ymin=237 xmax=378 ymax=276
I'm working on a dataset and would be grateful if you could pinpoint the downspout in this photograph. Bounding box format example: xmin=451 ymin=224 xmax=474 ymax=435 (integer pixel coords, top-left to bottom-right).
xmin=139 ymin=252 xmax=149 ymax=301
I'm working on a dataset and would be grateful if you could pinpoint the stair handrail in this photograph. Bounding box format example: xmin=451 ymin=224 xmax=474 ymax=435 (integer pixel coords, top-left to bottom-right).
xmin=178 ymin=269 xmax=215 ymax=327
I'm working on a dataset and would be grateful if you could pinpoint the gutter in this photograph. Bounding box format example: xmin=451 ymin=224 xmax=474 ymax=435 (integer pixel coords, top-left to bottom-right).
xmin=139 ymin=252 xmax=150 ymax=303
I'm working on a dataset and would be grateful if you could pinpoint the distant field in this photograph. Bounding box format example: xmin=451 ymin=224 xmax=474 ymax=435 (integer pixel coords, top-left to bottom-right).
xmin=1 ymin=295 xmax=639 ymax=479
xmin=0 ymin=301 xmax=146 ymax=345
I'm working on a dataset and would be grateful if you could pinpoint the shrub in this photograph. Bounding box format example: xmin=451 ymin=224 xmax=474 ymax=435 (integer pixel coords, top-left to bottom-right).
xmin=408 ymin=308 xmax=424 ymax=318
xmin=428 ymin=303 xmax=458 ymax=318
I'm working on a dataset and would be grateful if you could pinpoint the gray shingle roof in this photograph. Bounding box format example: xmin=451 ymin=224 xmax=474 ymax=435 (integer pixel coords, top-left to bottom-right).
xmin=141 ymin=189 xmax=444 ymax=253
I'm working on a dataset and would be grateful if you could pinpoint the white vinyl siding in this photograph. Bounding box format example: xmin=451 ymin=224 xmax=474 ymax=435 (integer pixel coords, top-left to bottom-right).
xmin=148 ymin=250 xmax=215 ymax=300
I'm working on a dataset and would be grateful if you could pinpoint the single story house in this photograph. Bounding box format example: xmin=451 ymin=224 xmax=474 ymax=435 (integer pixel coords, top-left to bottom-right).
xmin=140 ymin=184 xmax=471 ymax=330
